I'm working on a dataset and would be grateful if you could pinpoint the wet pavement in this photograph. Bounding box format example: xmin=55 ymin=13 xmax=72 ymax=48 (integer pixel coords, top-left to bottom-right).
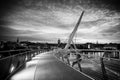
xmin=10 ymin=52 xmax=93 ymax=80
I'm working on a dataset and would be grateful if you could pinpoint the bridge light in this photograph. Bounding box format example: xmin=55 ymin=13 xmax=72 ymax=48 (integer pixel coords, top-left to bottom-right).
xmin=25 ymin=56 xmax=28 ymax=61
xmin=10 ymin=64 xmax=15 ymax=73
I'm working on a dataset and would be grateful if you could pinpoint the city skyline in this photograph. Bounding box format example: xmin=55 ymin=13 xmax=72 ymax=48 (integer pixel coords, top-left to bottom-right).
xmin=0 ymin=0 xmax=120 ymax=43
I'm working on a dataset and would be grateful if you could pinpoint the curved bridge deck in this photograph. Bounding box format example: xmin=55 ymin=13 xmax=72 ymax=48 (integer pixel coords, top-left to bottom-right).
xmin=10 ymin=52 xmax=93 ymax=80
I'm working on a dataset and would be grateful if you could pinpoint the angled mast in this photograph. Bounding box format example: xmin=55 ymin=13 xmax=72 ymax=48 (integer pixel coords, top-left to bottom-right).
xmin=64 ymin=11 xmax=84 ymax=49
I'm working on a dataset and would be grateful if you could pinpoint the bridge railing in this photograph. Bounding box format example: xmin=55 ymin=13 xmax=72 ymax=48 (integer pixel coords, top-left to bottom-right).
xmin=0 ymin=49 xmax=30 ymax=59
xmin=0 ymin=49 xmax=45 ymax=80
xmin=101 ymin=57 xmax=120 ymax=80
xmin=55 ymin=49 xmax=120 ymax=80
xmin=79 ymin=52 xmax=120 ymax=80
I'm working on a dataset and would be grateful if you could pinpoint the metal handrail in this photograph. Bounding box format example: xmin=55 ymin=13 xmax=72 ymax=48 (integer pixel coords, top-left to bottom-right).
xmin=0 ymin=49 xmax=31 ymax=59
xmin=70 ymin=49 xmax=120 ymax=52
xmin=0 ymin=49 xmax=30 ymax=53
xmin=0 ymin=49 xmax=42 ymax=80
xmin=0 ymin=50 xmax=32 ymax=61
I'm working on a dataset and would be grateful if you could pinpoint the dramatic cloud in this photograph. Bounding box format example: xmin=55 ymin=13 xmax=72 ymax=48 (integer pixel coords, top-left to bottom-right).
xmin=0 ymin=0 xmax=120 ymax=43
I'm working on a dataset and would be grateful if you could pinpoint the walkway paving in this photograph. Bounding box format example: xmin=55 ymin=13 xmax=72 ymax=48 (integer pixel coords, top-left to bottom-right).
xmin=10 ymin=52 xmax=93 ymax=80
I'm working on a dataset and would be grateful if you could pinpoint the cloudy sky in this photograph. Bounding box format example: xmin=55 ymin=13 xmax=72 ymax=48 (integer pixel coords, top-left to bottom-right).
xmin=0 ymin=0 xmax=120 ymax=43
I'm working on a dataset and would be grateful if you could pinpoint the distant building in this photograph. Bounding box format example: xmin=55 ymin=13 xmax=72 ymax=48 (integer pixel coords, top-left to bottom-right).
xmin=17 ymin=37 xmax=19 ymax=43
xmin=57 ymin=39 xmax=61 ymax=48
xmin=86 ymin=43 xmax=92 ymax=49
xmin=58 ymin=39 xmax=61 ymax=45
xmin=104 ymin=44 xmax=117 ymax=50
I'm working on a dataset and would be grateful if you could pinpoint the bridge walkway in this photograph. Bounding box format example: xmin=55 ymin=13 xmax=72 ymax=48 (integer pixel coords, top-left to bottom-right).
xmin=10 ymin=52 xmax=93 ymax=80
